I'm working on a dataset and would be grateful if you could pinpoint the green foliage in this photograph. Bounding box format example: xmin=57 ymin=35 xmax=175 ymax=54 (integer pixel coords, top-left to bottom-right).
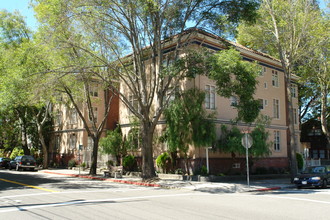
xmin=164 ymin=88 xmax=216 ymax=154
xmin=208 ymin=48 xmax=260 ymax=123
xmin=122 ymin=155 xmax=136 ymax=171
xmin=296 ymin=153 xmax=304 ymax=170
xmin=10 ymin=148 xmax=24 ymax=159
xmin=218 ymin=115 xmax=271 ymax=157
xmin=68 ymin=159 xmax=76 ymax=168
xmin=218 ymin=125 xmax=244 ymax=155
xmin=194 ymin=165 xmax=208 ymax=176
xmin=156 ymin=152 xmax=171 ymax=173
xmin=100 ymin=127 xmax=122 ymax=156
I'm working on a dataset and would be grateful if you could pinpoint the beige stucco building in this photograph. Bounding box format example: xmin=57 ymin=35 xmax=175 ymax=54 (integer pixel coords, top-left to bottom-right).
xmin=119 ymin=29 xmax=300 ymax=175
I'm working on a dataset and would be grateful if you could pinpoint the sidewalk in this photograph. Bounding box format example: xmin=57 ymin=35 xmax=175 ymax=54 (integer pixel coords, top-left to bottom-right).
xmin=38 ymin=168 xmax=294 ymax=193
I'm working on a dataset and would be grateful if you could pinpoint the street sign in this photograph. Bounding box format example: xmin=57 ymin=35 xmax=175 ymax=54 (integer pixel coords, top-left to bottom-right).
xmin=241 ymin=133 xmax=253 ymax=187
xmin=241 ymin=133 xmax=253 ymax=149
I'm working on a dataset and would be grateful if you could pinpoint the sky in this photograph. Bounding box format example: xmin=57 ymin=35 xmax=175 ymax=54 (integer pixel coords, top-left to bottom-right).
xmin=0 ymin=0 xmax=328 ymax=31
xmin=0 ymin=0 xmax=38 ymax=30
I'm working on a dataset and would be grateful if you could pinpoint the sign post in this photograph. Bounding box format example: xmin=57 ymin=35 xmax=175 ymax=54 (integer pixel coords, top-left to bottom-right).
xmin=241 ymin=133 xmax=253 ymax=187
xmin=78 ymin=145 xmax=83 ymax=175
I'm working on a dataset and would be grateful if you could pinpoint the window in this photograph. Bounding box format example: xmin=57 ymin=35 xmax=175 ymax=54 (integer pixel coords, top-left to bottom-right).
xmin=232 ymin=163 xmax=241 ymax=169
xmin=230 ymin=96 xmax=238 ymax=107
xmin=274 ymin=131 xmax=280 ymax=151
xmin=205 ymin=85 xmax=215 ymax=109
xmin=258 ymin=99 xmax=264 ymax=110
xmin=259 ymin=66 xmax=266 ymax=76
xmin=272 ymin=70 xmax=279 ymax=87
xmin=264 ymin=82 xmax=268 ymax=89
xmin=273 ymin=99 xmax=280 ymax=119
xmin=293 ymin=108 xmax=298 ymax=124
xmin=264 ymin=99 xmax=268 ymax=106
xmin=320 ymin=150 xmax=325 ymax=159
xmin=69 ymin=135 xmax=76 ymax=150
xmin=69 ymin=108 xmax=77 ymax=124
xmin=291 ymin=84 xmax=297 ymax=98
xmin=128 ymin=94 xmax=140 ymax=115
xmin=88 ymin=107 xmax=98 ymax=123
xmin=89 ymin=85 xmax=98 ymax=97
xmin=312 ymin=150 xmax=318 ymax=159
xmin=87 ymin=136 xmax=93 ymax=150
xmin=55 ymin=136 xmax=61 ymax=150
xmin=55 ymin=111 xmax=62 ymax=126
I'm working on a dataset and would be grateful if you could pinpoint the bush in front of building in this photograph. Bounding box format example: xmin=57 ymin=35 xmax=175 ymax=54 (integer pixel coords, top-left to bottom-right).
xmin=296 ymin=153 xmax=304 ymax=170
xmin=122 ymin=155 xmax=136 ymax=171
xmin=68 ymin=159 xmax=76 ymax=168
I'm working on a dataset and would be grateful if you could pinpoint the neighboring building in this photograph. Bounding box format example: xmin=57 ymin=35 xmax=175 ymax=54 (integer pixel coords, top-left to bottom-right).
xmin=301 ymin=119 xmax=330 ymax=165
xmin=49 ymin=86 xmax=119 ymax=168
xmin=119 ymin=29 xmax=300 ymax=175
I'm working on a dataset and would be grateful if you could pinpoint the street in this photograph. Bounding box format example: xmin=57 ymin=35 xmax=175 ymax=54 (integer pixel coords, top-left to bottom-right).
xmin=0 ymin=169 xmax=330 ymax=219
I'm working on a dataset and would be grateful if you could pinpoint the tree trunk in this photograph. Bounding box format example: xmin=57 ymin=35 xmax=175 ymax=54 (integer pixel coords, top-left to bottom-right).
xmin=37 ymin=125 xmax=49 ymax=169
xmin=141 ymin=121 xmax=156 ymax=180
xmin=89 ymin=136 xmax=99 ymax=175
xmin=320 ymin=89 xmax=330 ymax=145
xmin=286 ymin=76 xmax=298 ymax=181
xmin=21 ymin=123 xmax=30 ymax=155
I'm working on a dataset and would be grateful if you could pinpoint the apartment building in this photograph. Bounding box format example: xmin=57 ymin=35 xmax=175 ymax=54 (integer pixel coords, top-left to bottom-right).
xmin=50 ymin=29 xmax=300 ymax=174
xmin=50 ymin=86 xmax=119 ymax=167
xmin=119 ymin=29 xmax=300 ymax=174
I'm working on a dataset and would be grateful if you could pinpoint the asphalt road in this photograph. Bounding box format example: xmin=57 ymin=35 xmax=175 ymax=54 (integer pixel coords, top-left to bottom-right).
xmin=1 ymin=169 xmax=330 ymax=220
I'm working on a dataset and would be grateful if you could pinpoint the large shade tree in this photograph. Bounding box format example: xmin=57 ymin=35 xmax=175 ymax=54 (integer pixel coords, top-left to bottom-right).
xmin=237 ymin=0 xmax=321 ymax=178
xmin=32 ymin=0 xmax=260 ymax=178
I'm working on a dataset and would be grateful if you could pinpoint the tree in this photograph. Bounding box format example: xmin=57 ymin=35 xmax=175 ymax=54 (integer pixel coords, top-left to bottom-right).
xmin=32 ymin=0 xmax=260 ymax=179
xmin=163 ymin=88 xmax=216 ymax=174
xmin=299 ymin=12 xmax=330 ymax=145
xmin=0 ymin=10 xmax=55 ymax=168
xmin=237 ymin=0 xmax=321 ymax=178
xmin=100 ymin=126 xmax=123 ymax=166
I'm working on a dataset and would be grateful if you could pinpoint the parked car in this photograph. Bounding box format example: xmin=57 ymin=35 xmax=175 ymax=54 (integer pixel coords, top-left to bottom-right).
xmin=9 ymin=155 xmax=37 ymax=171
xmin=0 ymin=157 xmax=10 ymax=169
xmin=293 ymin=165 xmax=330 ymax=189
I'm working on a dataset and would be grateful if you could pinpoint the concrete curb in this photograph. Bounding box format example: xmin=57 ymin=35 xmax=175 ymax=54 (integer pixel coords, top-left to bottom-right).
xmin=41 ymin=171 xmax=162 ymax=188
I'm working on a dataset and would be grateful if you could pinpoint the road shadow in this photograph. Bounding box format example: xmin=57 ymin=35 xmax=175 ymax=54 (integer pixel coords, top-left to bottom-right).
xmin=0 ymin=170 xmax=121 ymax=193
xmin=253 ymin=187 xmax=328 ymax=195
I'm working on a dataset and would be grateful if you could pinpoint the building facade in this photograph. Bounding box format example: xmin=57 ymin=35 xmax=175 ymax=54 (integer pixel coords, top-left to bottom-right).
xmin=119 ymin=29 xmax=301 ymax=175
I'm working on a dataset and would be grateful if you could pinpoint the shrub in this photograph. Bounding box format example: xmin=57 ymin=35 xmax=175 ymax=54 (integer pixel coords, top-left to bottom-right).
xmin=193 ymin=165 xmax=208 ymax=176
xmin=123 ymin=155 xmax=136 ymax=171
xmin=296 ymin=153 xmax=304 ymax=170
xmin=68 ymin=159 xmax=76 ymax=168
xmin=156 ymin=152 xmax=171 ymax=173
xmin=81 ymin=162 xmax=86 ymax=168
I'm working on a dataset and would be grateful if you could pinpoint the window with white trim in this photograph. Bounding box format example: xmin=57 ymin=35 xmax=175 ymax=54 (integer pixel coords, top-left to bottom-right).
xmin=230 ymin=96 xmax=238 ymax=107
xmin=88 ymin=136 xmax=93 ymax=150
xmin=89 ymin=85 xmax=99 ymax=97
xmin=69 ymin=135 xmax=76 ymax=150
xmin=258 ymin=99 xmax=264 ymax=110
xmin=205 ymin=85 xmax=215 ymax=109
xmin=55 ymin=136 xmax=61 ymax=150
xmin=274 ymin=131 xmax=280 ymax=151
xmin=55 ymin=111 xmax=63 ymax=126
xmin=69 ymin=108 xmax=77 ymax=124
xmin=273 ymin=99 xmax=280 ymax=119
xmin=259 ymin=66 xmax=266 ymax=76
xmin=293 ymin=108 xmax=298 ymax=124
xmin=272 ymin=70 xmax=279 ymax=87
xmin=291 ymin=84 xmax=297 ymax=98
xmin=128 ymin=94 xmax=140 ymax=115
